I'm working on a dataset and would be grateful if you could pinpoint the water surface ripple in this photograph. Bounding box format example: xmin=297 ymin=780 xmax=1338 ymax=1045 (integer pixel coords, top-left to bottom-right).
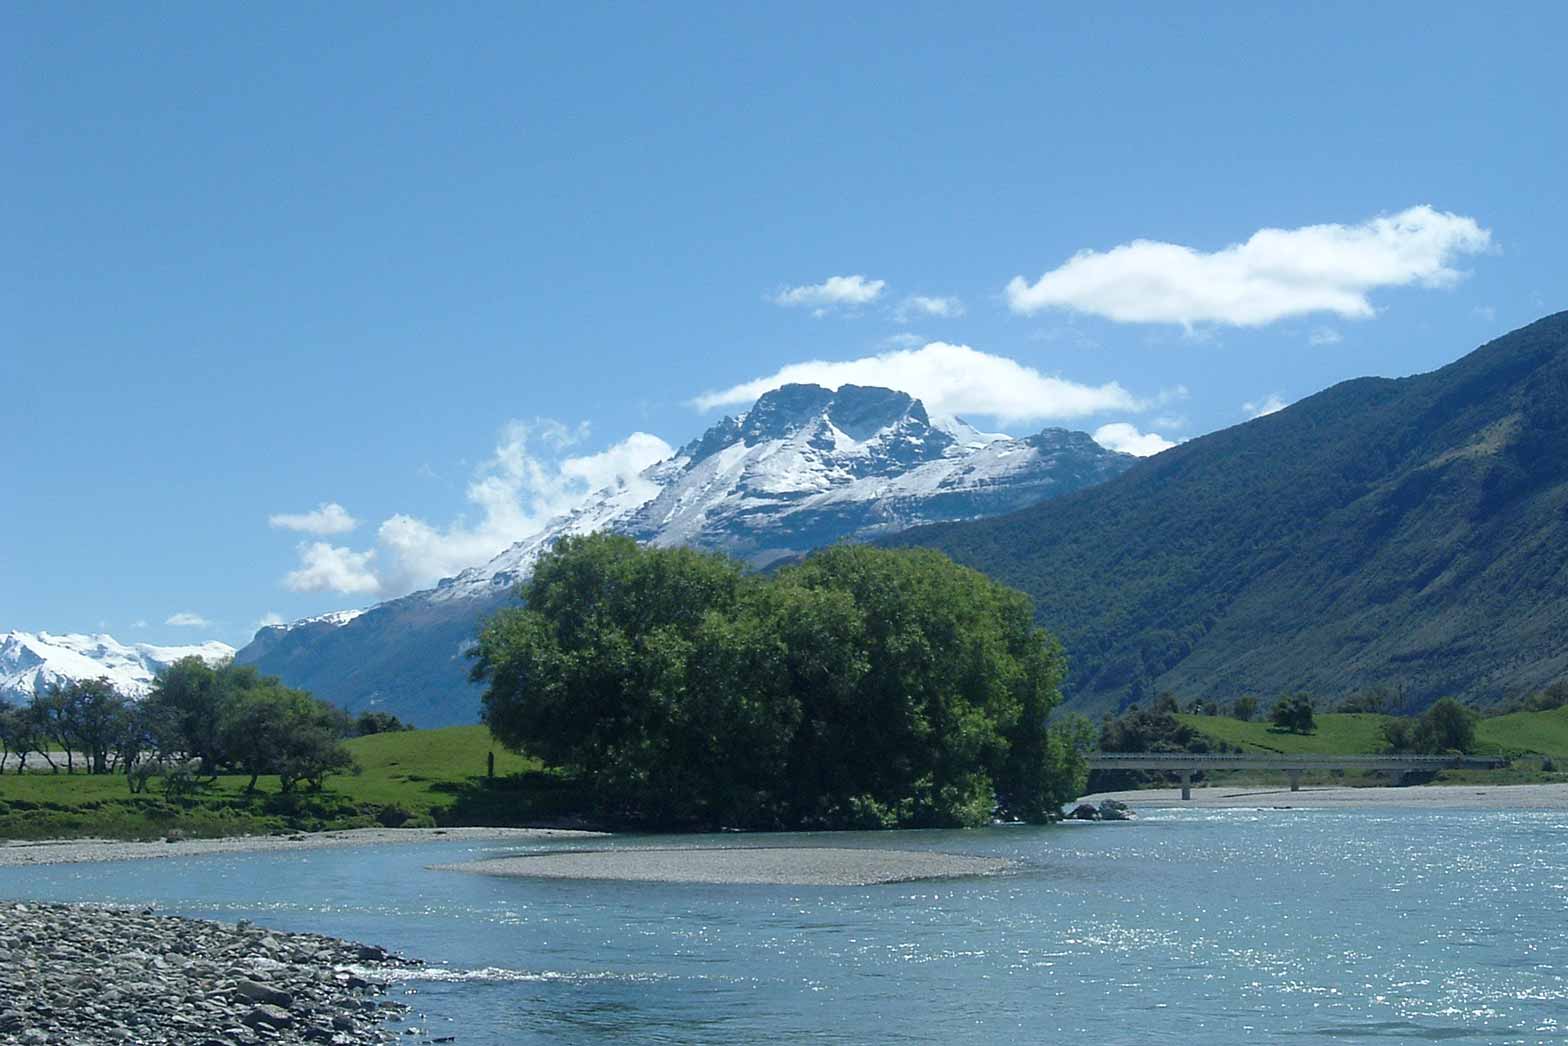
xmin=4 ymin=808 xmax=1565 ymax=1043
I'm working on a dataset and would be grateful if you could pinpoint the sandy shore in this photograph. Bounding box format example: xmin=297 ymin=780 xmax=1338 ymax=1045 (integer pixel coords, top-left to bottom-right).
xmin=0 ymin=826 xmax=603 ymax=868
xmin=438 ymin=846 xmax=1016 ymax=886
xmin=1076 ymin=781 xmax=1568 ymax=810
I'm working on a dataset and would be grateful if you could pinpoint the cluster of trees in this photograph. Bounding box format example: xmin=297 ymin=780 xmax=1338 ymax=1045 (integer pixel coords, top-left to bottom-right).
xmin=471 ymin=535 xmax=1092 ymax=830
xmin=0 ymin=660 xmax=361 ymax=793
xmin=1381 ymin=697 xmax=1479 ymax=754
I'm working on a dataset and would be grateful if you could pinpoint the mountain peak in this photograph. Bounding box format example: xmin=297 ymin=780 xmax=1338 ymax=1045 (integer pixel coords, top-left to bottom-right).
xmin=740 ymin=384 xmax=838 ymax=443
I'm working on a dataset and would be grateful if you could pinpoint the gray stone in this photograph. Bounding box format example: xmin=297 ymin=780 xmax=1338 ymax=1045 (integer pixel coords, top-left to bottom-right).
xmin=235 ymin=978 xmax=294 ymax=1008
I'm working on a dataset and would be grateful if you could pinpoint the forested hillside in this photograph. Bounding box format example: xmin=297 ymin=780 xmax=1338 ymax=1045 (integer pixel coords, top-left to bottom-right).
xmin=891 ymin=312 xmax=1568 ymax=714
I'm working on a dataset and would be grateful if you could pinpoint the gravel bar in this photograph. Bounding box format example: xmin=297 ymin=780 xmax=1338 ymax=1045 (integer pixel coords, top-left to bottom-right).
xmin=1074 ymin=782 xmax=1568 ymax=810
xmin=0 ymin=901 xmax=429 ymax=1045
xmin=0 ymin=827 xmax=602 ymax=868
xmin=437 ymin=845 xmax=1015 ymax=885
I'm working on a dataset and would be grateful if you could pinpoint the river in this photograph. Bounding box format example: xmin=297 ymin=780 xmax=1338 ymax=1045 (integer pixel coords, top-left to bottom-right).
xmin=4 ymin=806 xmax=1565 ymax=1044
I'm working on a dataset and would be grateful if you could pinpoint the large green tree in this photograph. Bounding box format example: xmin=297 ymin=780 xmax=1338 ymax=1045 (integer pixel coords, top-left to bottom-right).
xmin=471 ymin=535 xmax=1085 ymax=829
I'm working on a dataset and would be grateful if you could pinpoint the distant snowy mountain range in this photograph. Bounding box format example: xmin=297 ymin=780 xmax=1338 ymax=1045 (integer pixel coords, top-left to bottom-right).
xmin=236 ymin=383 xmax=1136 ymax=726
xmin=0 ymin=631 xmax=235 ymax=704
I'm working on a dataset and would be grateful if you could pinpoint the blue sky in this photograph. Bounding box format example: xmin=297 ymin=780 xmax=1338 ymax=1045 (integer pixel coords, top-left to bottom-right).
xmin=6 ymin=3 xmax=1565 ymax=646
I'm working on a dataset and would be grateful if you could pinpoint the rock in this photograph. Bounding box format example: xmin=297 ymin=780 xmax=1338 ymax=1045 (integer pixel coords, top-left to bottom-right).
xmin=1069 ymin=803 xmax=1101 ymax=820
xmin=1097 ymin=800 xmax=1134 ymax=821
xmin=243 ymin=1003 xmax=295 ymax=1029
xmin=235 ymin=978 xmax=294 ymax=1008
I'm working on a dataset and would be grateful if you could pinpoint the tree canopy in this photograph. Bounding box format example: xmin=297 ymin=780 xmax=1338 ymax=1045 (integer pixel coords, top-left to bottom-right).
xmin=471 ymin=534 xmax=1089 ymax=829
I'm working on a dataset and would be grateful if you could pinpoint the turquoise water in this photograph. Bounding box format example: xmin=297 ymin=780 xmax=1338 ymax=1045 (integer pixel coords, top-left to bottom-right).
xmin=4 ymin=807 xmax=1566 ymax=1044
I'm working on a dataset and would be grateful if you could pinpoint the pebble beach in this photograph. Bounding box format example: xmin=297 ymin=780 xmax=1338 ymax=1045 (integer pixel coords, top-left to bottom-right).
xmin=0 ymin=901 xmax=421 ymax=1045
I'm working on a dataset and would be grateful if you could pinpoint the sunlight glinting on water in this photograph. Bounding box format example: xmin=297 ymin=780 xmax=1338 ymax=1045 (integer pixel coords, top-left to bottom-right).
xmin=3 ymin=809 xmax=1565 ymax=1043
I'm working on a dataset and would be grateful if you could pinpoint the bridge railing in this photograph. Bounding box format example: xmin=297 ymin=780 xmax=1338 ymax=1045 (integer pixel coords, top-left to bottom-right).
xmin=1083 ymin=751 xmax=1509 ymax=799
xmin=1087 ymin=753 xmax=1507 ymax=768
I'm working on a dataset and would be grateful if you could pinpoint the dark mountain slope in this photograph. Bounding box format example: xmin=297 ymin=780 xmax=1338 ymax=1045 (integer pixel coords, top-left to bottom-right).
xmin=889 ymin=312 xmax=1568 ymax=714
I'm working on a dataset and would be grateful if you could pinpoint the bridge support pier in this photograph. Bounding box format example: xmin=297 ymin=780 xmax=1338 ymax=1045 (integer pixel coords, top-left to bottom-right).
xmin=1288 ymin=770 xmax=1302 ymax=792
xmin=1179 ymin=771 xmax=1192 ymax=801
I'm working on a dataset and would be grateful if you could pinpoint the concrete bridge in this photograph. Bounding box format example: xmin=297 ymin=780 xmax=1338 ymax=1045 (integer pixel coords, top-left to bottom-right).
xmin=1087 ymin=752 xmax=1509 ymax=800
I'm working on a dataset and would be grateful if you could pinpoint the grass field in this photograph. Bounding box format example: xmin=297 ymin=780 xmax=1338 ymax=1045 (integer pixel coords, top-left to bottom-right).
xmin=1168 ymin=707 xmax=1568 ymax=788
xmin=1176 ymin=708 xmax=1568 ymax=760
xmin=0 ymin=726 xmax=583 ymax=841
xmin=1175 ymin=713 xmax=1394 ymax=754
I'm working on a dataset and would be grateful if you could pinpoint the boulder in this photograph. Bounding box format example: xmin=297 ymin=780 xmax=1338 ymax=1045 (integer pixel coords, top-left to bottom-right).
xmin=234 ymin=979 xmax=293 ymax=1009
xmin=1097 ymin=800 xmax=1134 ymax=821
xmin=1069 ymin=803 xmax=1101 ymax=821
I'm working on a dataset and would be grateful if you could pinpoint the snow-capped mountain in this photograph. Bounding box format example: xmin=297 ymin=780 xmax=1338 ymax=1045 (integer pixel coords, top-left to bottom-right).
xmin=0 ymin=631 xmax=235 ymax=704
xmin=237 ymin=384 xmax=1136 ymax=725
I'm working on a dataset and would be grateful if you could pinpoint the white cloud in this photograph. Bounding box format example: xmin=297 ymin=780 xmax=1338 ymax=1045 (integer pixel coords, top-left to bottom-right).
xmin=771 ymin=274 xmax=886 ymax=313
xmin=1308 ymin=326 xmax=1343 ymax=346
xmin=283 ymin=543 xmax=381 ymax=595
xmin=896 ymin=295 xmax=964 ymax=320
xmin=1092 ymin=423 xmax=1175 ymax=457
xmin=1243 ymin=394 xmax=1288 ymax=418
xmin=165 ymin=611 xmax=212 ymax=628
xmin=336 ymin=423 xmax=672 ymax=597
xmin=274 ymin=424 xmax=674 ymax=598
xmin=256 ymin=612 xmax=285 ymax=629
xmin=269 ymin=502 xmax=359 ymax=535
xmin=692 ymin=342 xmax=1143 ymax=425
xmin=132 ymin=619 xmax=148 ymax=629
xmin=1006 ymin=205 xmax=1492 ymax=327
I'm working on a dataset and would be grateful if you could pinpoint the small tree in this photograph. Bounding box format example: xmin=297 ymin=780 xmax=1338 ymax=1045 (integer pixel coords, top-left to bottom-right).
xmin=1231 ymin=696 xmax=1259 ymax=722
xmin=1270 ymin=694 xmax=1315 ymax=734
xmin=53 ymin=678 xmax=133 ymax=774
xmin=218 ymin=684 xmax=356 ymax=793
xmin=353 ymin=711 xmax=413 ymax=736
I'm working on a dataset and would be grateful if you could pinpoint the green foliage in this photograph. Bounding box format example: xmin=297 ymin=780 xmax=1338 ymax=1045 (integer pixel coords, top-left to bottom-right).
xmin=889 ymin=314 xmax=1568 ymax=714
xmin=219 ymin=684 xmax=354 ymax=793
xmin=1092 ymin=697 xmax=1224 ymax=789
xmin=1270 ymin=695 xmax=1316 ymax=734
xmin=1230 ymin=696 xmax=1259 ymax=721
xmin=353 ymin=711 xmax=414 ymax=735
xmin=1383 ymin=697 xmax=1479 ymax=754
xmin=472 ymin=535 xmax=1078 ymax=829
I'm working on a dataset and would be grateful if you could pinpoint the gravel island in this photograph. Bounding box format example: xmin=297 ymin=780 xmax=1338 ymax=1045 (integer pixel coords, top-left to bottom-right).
xmin=0 ymin=901 xmax=425 ymax=1045
xmin=437 ymin=845 xmax=1015 ymax=885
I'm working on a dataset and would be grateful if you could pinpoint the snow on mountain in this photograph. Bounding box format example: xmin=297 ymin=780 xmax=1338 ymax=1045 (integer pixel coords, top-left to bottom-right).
xmin=0 ymin=631 xmax=235 ymax=704
xmin=237 ymin=383 xmax=1136 ymax=725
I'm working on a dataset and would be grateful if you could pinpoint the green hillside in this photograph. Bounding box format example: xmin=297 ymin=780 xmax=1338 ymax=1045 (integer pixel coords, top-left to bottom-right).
xmin=1177 ymin=707 xmax=1568 ymax=760
xmin=1475 ymin=706 xmax=1568 ymax=758
xmin=892 ymin=312 xmax=1568 ymax=715
xmin=1175 ymin=713 xmax=1393 ymax=754
xmin=0 ymin=726 xmax=577 ymax=840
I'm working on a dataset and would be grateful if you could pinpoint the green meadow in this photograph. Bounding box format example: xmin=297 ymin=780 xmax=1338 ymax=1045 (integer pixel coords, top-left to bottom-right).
xmin=0 ymin=726 xmax=580 ymax=841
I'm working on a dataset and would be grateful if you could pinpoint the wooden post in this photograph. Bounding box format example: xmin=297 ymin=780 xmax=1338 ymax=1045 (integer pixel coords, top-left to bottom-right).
xmin=487 ymin=751 xmax=495 ymax=779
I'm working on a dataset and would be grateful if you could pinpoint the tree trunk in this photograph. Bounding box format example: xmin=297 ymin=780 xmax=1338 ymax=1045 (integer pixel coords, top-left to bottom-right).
xmin=246 ymin=772 xmax=259 ymax=794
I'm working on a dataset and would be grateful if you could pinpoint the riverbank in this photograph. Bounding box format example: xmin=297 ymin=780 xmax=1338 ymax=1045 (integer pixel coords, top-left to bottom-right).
xmin=1076 ymin=781 xmax=1568 ymax=809
xmin=0 ymin=900 xmax=421 ymax=1044
xmin=0 ymin=826 xmax=602 ymax=867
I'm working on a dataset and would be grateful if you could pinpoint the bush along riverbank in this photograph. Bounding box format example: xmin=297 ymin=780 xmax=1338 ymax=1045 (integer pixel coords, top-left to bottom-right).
xmin=0 ymin=901 xmax=429 ymax=1044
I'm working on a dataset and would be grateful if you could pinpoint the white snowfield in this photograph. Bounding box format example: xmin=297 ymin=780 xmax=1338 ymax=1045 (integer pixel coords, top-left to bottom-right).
xmin=0 ymin=630 xmax=235 ymax=703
